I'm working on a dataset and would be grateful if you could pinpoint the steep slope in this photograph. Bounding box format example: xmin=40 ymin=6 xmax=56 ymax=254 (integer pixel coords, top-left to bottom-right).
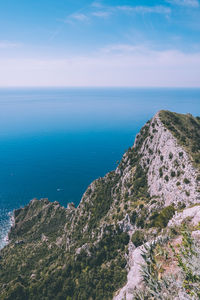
xmin=0 ymin=110 xmax=200 ymax=300
xmin=114 ymin=111 xmax=200 ymax=299
xmin=138 ymin=112 xmax=200 ymax=206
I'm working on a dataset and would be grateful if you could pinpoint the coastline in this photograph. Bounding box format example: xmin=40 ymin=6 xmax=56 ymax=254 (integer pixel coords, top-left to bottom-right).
xmin=0 ymin=211 xmax=14 ymax=250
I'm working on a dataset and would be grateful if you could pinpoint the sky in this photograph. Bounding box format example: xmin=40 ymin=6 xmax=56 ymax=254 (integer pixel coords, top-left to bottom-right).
xmin=0 ymin=0 xmax=200 ymax=87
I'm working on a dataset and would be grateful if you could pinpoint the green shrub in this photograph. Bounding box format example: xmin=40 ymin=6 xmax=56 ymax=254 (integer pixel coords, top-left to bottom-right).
xmin=183 ymin=178 xmax=190 ymax=184
xmin=150 ymin=200 xmax=157 ymax=205
xmin=185 ymin=191 xmax=190 ymax=197
xmin=136 ymin=217 xmax=144 ymax=229
xmin=149 ymin=148 xmax=153 ymax=155
xmin=149 ymin=211 xmax=159 ymax=222
xmin=164 ymin=175 xmax=169 ymax=182
xmin=179 ymin=152 xmax=183 ymax=158
xmin=177 ymin=201 xmax=186 ymax=210
xmin=131 ymin=230 xmax=145 ymax=247
xmin=150 ymin=205 xmax=175 ymax=229
xmin=173 ymin=159 xmax=179 ymax=167
xmin=118 ymin=213 xmax=124 ymax=221
xmin=130 ymin=211 xmax=137 ymax=225
xmin=171 ymin=170 xmax=176 ymax=177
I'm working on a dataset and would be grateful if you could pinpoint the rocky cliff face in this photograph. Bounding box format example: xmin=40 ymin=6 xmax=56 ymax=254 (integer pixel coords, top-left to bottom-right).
xmin=0 ymin=110 xmax=200 ymax=300
xmin=138 ymin=112 xmax=200 ymax=206
xmin=113 ymin=111 xmax=200 ymax=300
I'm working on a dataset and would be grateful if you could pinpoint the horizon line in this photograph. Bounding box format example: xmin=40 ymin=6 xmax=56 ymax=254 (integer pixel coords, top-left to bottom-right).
xmin=0 ymin=86 xmax=200 ymax=89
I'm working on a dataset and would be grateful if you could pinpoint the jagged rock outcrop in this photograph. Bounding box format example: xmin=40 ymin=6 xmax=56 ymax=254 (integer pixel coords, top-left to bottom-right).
xmin=0 ymin=110 xmax=200 ymax=300
xmin=168 ymin=205 xmax=200 ymax=227
xmin=113 ymin=111 xmax=200 ymax=299
xmin=137 ymin=112 xmax=200 ymax=207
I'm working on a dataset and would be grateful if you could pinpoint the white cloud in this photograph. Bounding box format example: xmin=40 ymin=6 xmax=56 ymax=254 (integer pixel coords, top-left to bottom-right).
xmin=72 ymin=13 xmax=88 ymax=21
xmin=101 ymin=44 xmax=148 ymax=53
xmin=64 ymin=4 xmax=171 ymax=25
xmin=116 ymin=5 xmax=171 ymax=14
xmin=90 ymin=5 xmax=171 ymax=20
xmin=92 ymin=11 xmax=111 ymax=17
xmin=65 ymin=13 xmax=89 ymax=23
xmin=0 ymin=46 xmax=200 ymax=87
xmin=0 ymin=41 xmax=21 ymax=49
xmin=167 ymin=0 xmax=199 ymax=7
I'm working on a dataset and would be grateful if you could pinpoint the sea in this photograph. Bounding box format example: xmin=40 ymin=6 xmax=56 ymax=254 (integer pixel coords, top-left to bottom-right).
xmin=0 ymin=87 xmax=200 ymax=248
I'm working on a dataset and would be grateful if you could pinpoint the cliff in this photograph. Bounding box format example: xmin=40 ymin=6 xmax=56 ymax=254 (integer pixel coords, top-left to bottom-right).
xmin=0 ymin=110 xmax=200 ymax=300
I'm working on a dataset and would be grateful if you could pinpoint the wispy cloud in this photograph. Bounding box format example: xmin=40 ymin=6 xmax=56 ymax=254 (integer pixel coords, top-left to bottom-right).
xmin=65 ymin=13 xmax=89 ymax=23
xmin=0 ymin=41 xmax=21 ymax=49
xmin=72 ymin=13 xmax=88 ymax=21
xmin=166 ymin=0 xmax=199 ymax=7
xmin=91 ymin=4 xmax=171 ymax=21
xmin=91 ymin=11 xmax=111 ymax=18
xmin=101 ymin=44 xmax=148 ymax=54
xmin=116 ymin=5 xmax=171 ymax=14
xmin=64 ymin=3 xmax=171 ymax=25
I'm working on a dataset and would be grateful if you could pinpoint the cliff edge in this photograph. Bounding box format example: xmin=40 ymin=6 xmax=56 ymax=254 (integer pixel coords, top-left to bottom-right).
xmin=0 ymin=110 xmax=200 ymax=300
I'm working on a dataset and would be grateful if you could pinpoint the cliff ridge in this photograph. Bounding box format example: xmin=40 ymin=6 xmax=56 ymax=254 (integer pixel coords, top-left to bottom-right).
xmin=0 ymin=110 xmax=200 ymax=299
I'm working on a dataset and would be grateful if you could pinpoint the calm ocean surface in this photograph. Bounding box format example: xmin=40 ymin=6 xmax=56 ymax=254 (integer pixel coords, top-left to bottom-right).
xmin=0 ymin=88 xmax=200 ymax=248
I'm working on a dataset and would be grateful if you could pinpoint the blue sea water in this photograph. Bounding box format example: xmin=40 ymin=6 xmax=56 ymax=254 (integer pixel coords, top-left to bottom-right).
xmin=0 ymin=87 xmax=200 ymax=248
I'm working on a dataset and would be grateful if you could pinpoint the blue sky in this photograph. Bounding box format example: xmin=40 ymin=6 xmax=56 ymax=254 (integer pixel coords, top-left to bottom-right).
xmin=0 ymin=0 xmax=200 ymax=87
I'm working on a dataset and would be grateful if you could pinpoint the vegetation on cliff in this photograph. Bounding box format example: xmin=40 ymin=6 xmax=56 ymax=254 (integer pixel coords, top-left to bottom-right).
xmin=0 ymin=110 xmax=200 ymax=300
xmin=134 ymin=226 xmax=200 ymax=299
